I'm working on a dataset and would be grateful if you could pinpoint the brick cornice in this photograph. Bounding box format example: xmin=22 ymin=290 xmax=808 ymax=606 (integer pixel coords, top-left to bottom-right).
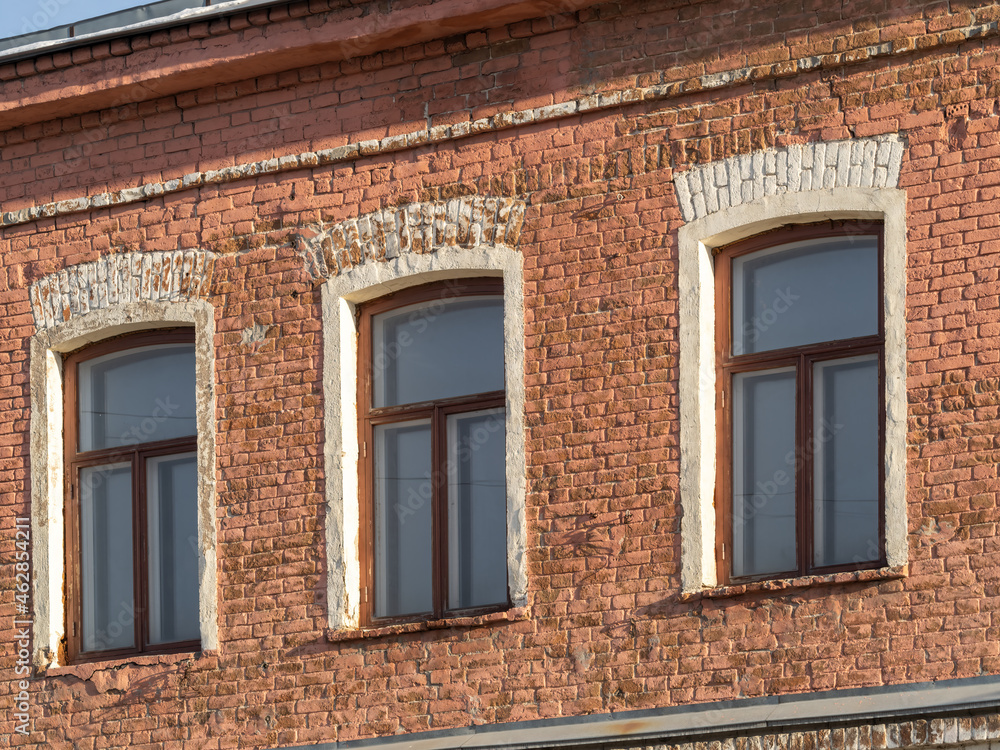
xmin=1 ymin=1 xmax=997 ymax=135
xmin=264 ymin=674 xmax=1000 ymax=750
xmin=0 ymin=10 xmax=995 ymax=230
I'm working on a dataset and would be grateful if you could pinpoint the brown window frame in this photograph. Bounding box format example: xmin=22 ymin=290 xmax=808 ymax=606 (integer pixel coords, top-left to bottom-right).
xmin=715 ymin=221 xmax=887 ymax=585
xmin=63 ymin=329 xmax=200 ymax=664
xmin=357 ymin=278 xmax=509 ymax=626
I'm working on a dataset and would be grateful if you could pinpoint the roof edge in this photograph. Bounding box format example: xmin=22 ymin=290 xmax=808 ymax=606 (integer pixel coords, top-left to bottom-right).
xmin=266 ymin=674 xmax=1000 ymax=750
xmin=0 ymin=0 xmax=284 ymax=64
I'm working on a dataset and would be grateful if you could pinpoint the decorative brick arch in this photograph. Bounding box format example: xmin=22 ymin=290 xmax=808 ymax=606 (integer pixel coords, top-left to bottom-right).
xmin=29 ymin=250 xmax=215 ymax=332
xmin=672 ymin=136 xmax=904 ymax=222
xmin=295 ymin=196 xmax=526 ymax=280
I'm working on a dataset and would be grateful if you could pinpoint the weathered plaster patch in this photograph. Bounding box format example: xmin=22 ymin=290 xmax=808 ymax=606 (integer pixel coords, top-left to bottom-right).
xmin=241 ymin=322 xmax=273 ymax=351
xmin=676 ymin=169 xmax=907 ymax=592
xmin=322 ymin=240 xmax=526 ymax=630
xmin=296 ymin=196 xmax=526 ymax=281
xmin=30 ymin=263 xmax=218 ymax=666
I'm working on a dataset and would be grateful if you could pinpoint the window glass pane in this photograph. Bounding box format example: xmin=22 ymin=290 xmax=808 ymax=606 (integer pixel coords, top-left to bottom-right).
xmin=732 ymin=368 xmax=797 ymax=578
xmin=79 ymin=343 xmax=196 ymax=451
xmin=147 ymin=453 xmax=200 ymax=645
xmin=733 ymin=236 xmax=878 ymax=354
xmin=374 ymin=420 xmax=433 ymax=618
xmin=447 ymin=408 xmax=507 ymax=610
xmin=80 ymin=463 xmax=134 ymax=652
xmin=813 ymin=355 xmax=880 ymax=567
xmin=372 ymin=296 xmax=504 ymax=408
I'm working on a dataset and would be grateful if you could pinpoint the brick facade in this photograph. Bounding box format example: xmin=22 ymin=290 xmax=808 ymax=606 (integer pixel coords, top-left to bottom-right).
xmin=2 ymin=0 xmax=1000 ymax=747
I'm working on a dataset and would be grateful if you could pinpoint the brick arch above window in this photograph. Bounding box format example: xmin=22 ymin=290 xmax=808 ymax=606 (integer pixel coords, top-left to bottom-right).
xmin=295 ymin=196 xmax=527 ymax=281
xmin=29 ymin=250 xmax=216 ymax=333
xmin=672 ymin=136 xmax=904 ymax=223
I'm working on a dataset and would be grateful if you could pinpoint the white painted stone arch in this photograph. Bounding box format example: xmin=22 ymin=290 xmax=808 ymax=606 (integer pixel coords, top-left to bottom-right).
xmin=674 ymin=137 xmax=908 ymax=592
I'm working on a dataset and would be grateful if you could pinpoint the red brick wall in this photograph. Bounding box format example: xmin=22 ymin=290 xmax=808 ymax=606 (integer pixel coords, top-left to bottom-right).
xmin=2 ymin=0 xmax=1000 ymax=746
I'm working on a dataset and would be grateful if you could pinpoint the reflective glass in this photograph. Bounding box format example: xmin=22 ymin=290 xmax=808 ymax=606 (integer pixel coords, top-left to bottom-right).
xmin=147 ymin=453 xmax=200 ymax=645
xmin=447 ymin=408 xmax=507 ymax=610
xmin=813 ymin=355 xmax=880 ymax=567
xmin=80 ymin=463 xmax=134 ymax=652
xmin=372 ymin=296 xmax=504 ymax=408
xmin=733 ymin=236 xmax=878 ymax=354
xmin=79 ymin=343 xmax=196 ymax=451
xmin=732 ymin=368 xmax=797 ymax=578
xmin=374 ymin=420 xmax=433 ymax=617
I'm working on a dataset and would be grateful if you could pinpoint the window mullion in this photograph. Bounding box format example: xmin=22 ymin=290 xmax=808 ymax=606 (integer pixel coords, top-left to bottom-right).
xmin=133 ymin=448 xmax=146 ymax=654
xmin=431 ymin=404 xmax=446 ymax=618
xmin=798 ymin=353 xmax=812 ymax=577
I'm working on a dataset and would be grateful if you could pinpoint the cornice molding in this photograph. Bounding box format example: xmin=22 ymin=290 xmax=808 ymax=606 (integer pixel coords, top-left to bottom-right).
xmin=1 ymin=12 xmax=994 ymax=230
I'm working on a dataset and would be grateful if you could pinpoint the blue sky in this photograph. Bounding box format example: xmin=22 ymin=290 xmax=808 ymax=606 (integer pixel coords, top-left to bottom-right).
xmin=0 ymin=1 xmax=149 ymax=41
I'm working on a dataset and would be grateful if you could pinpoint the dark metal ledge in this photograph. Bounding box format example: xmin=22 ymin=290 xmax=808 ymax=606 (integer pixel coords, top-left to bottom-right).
xmin=268 ymin=674 xmax=1000 ymax=750
xmin=0 ymin=0 xmax=283 ymax=61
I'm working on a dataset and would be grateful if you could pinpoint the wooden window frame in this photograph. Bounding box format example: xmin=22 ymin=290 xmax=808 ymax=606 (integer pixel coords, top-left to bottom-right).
xmin=63 ymin=329 xmax=200 ymax=663
xmin=357 ymin=278 xmax=509 ymax=626
xmin=715 ymin=221 xmax=887 ymax=585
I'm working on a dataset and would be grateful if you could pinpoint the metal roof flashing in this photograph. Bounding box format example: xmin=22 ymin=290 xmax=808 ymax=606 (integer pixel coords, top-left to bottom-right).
xmin=0 ymin=0 xmax=286 ymax=63
xmin=260 ymin=674 xmax=1000 ymax=750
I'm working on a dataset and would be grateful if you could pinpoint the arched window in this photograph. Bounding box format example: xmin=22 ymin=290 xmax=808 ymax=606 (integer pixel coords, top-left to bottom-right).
xmin=63 ymin=330 xmax=200 ymax=661
xmin=715 ymin=223 xmax=885 ymax=582
xmin=357 ymin=279 xmax=509 ymax=623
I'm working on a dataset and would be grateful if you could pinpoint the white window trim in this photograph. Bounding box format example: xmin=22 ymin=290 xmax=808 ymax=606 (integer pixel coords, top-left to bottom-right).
xmin=30 ymin=300 xmax=218 ymax=665
xmin=322 ymin=247 xmax=527 ymax=630
xmin=678 ymin=186 xmax=908 ymax=591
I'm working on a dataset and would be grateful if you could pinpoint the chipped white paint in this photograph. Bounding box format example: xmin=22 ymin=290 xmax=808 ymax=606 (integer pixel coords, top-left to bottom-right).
xmin=672 ymin=136 xmax=904 ymax=222
xmin=29 ymin=250 xmax=215 ymax=331
xmin=241 ymin=322 xmax=273 ymax=350
xmin=296 ymin=197 xmax=526 ymax=280
xmin=30 ymin=262 xmax=218 ymax=666
xmin=322 ymin=241 xmax=526 ymax=630
xmin=676 ymin=160 xmax=907 ymax=592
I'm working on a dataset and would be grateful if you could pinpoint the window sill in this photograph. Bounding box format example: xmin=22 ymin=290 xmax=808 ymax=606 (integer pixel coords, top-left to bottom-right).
xmin=326 ymin=607 xmax=528 ymax=642
xmin=678 ymin=565 xmax=908 ymax=602
xmin=41 ymin=649 xmax=219 ymax=682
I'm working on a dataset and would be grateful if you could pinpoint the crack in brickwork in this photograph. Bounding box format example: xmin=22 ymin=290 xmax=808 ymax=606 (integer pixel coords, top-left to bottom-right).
xmin=672 ymin=136 xmax=905 ymax=222
xmin=29 ymin=250 xmax=217 ymax=331
xmin=295 ymin=196 xmax=526 ymax=280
